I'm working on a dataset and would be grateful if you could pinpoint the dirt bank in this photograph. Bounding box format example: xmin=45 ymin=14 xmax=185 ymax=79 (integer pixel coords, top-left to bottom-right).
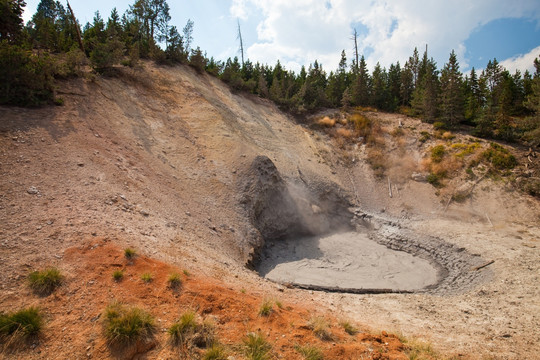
xmin=1 ymin=62 xmax=539 ymax=359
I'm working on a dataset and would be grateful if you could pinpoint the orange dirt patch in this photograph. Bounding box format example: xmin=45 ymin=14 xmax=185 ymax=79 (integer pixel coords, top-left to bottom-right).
xmin=1 ymin=238 xmax=409 ymax=359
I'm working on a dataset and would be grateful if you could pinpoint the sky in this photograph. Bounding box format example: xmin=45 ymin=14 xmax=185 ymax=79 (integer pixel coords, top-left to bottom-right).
xmin=22 ymin=0 xmax=540 ymax=75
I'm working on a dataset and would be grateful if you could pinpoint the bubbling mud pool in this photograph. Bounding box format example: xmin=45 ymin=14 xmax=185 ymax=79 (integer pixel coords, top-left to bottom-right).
xmin=257 ymin=232 xmax=440 ymax=292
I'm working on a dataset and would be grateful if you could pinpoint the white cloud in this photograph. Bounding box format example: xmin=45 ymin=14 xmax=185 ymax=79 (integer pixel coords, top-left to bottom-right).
xmin=500 ymin=46 xmax=540 ymax=74
xmin=229 ymin=0 xmax=540 ymax=73
xmin=230 ymin=0 xmax=249 ymax=20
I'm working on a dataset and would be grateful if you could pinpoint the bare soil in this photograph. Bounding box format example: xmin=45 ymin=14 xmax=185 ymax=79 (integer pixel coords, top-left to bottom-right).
xmin=1 ymin=62 xmax=539 ymax=359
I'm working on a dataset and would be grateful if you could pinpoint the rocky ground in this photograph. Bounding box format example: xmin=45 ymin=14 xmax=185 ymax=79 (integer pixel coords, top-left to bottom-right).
xmin=1 ymin=62 xmax=539 ymax=359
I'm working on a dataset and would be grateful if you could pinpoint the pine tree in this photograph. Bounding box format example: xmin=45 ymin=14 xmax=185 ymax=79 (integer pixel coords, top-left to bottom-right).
xmin=464 ymin=68 xmax=482 ymax=123
xmin=439 ymin=50 xmax=464 ymax=127
xmin=409 ymin=47 xmax=420 ymax=87
xmin=412 ymin=54 xmax=439 ymax=122
xmin=341 ymin=86 xmax=352 ymax=110
xmin=89 ymin=21 xmax=124 ymax=73
xmin=476 ymin=59 xmax=503 ymax=137
xmin=352 ymin=55 xmax=370 ymax=106
xmin=28 ymin=0 xmax=60 ymax=50
xmin=128 ymin=0 xmax=171 ymax=57
xmin=256 ymin=72 xmax=269 ymax=97
xmin=182 ymin=18 xmax=193 ymax=54
xmin=189 ymin=46 xmax=205 ymax=73
xmin=521 ymin=56 xmax=540 ymax=146
xmin=1 ymin=0 xmax=26 ymax=44
xmin=370 ymin=62 xmax=388 ymax=110
xmin=387 ymin=62 xmax=401 ymax=111
xmin=422 ymin=58 xmax=439 ymax=122
xmin=400 ymin=63 xmax=414 ymax=106
xmin=164 ymin=25 xmax=183 ymax=63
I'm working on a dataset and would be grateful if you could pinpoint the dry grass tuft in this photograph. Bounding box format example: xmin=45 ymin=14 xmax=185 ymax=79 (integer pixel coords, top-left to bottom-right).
xmin=308 ymin=316 xmax=332 ymax=341
xmin=103 ymin=302 xmax=155 ymax=346
xmin=335 ymin=128 xmax=353 ymax=138
xmin=317 ymin=116 xmax=336 ymax=128
xmin=28 ymin=268 xmax=63 ymax=295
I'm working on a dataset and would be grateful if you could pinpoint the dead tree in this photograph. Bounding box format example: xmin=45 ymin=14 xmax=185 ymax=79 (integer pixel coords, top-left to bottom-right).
xmin=351 ymin=28 xmax=359 ymax=73
xmin=237 ymin=19 xmax=244 ymax=65
xmin=67 ymin=1 xmax=85 ymax=54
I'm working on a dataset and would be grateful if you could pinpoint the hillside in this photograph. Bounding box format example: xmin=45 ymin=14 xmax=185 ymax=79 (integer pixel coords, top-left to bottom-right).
xmin=1 ymin=62 xmax=539 ymax=359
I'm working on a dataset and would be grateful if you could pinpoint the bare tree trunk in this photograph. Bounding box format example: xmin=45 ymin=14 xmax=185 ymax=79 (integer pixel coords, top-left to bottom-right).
xmin=352 ymin=29 xmax=359 ymax=73
xmin=237 ymin=19 xmax=245 ymax=66
xmin=67 ymin=1 xmax=85 ymax=54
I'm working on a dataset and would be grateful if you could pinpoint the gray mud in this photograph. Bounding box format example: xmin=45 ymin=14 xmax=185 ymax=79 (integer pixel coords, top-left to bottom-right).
xmin=256 ymin=213 xmax=491 ymax=295
xmin=258 ymin=232 xmax=439 ymax=292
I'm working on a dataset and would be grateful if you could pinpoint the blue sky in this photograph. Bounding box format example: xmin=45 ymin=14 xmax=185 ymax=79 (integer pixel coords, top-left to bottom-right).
xmin=23 ymin=0 xmax=540 ymax=74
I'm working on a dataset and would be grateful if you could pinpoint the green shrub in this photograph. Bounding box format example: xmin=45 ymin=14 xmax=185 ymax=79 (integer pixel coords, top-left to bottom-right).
xmin=203 ymin=343 xmax=228 ymax=360
xmin=124 ymin=248 xmax=137 ymax=260
xmin=308 ymin=317 xmax=332 ymax=341
xmin=258 ymin=299 xmax=273 ymax=317
xmin=419 ymin=131 xmax=431 ymax=143
xmin=426 ymin=173 xmax=443 ymax=187
xmin=167 ymin=273 xmax=182 ymax=289
xmin=340 ymin=320 xmax=358 ymax=335
xmin=90 ymin=36 xmax=124 ymax=74
xmin=430 ymin=145 xmax=446 ymax=163
xmin=295 ymin=344 xmax=324 ymax=360
xmin=103 ymin=302 xmax=155 ymax=345
xmin=0 ymin=307 xmax=43 ymax=337
xmin=0 ymin=41 xmax=55 ymax=106
xmin=168 ymin=311 xmax=198 ymax=346
xmin=140 ymin=272 xmax=153 ymax=283
xmin=482 ymin=143 xmax=517 ymax=169
xmin=433 ymin=121 xmax=447 ymax=130
xmin=243 ymin=332 xmax=272 ymax=360
xmin=28 ymin=268 xmax=63 ymax=295
xmin=112 ymin=270 xmax=124 ymax=281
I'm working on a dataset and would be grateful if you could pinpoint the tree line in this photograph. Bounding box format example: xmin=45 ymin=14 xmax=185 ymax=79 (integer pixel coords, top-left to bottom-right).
xmin=1 ymin=0 xmax=539 ymax=145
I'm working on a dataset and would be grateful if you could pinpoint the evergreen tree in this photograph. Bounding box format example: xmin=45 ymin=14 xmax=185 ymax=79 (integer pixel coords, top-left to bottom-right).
xmin=400 ymin=62 xmax=414 ymax=106
xmin=221 ymin=57 xmax=243 ymax=89
xmin=205 ymin=56 xmax=222 ymax=76
xmin=352 ymin=55 xmax=370 ymax=106
xmin=422 ymin=58 xmax=439 ymax=122
xmin=295 ymin=60 xmax=327 ymax=111
xmin=28 ymin=0 xmax=60 ymax=50
xmin=182 ymin=18 xmax=193 ymax=54
xmin=128 ymin=0 xmax=171 ymax=56
xmin=439 ymin=50 xmax=464 ymax=127
xmin=370 ymin=62 xmax=388 ymax=110
xmin=476 ymin=59 xmax=503 ymax=137
xmin=408 ymin=47 xmax=420 ymax=87
xmin=89 ymin=20 xmax=124 ymax=73
xmin=256 ymin=71 xmax=269 ymax=97
xmin=412 ymin=53 xmax=439 ymax=122
xmin=341 ymin=86 xmax=353 ymax=110
xmin=189 ymin=46 xmax=205 ymax=73
xmin=387 ymin=62 xmax=401 ymax=111
xmin=325 ymin=50 xmax=349 ymax=107
xmin=521 ymin=56 xmax=540 ymax=146
xmin=464 ymin=67 xmax=482 ymax=123
xmin=1 ymin=0 xmax=26 ymax=44
xmin=164 ymin=25 xmax=183 ymax=63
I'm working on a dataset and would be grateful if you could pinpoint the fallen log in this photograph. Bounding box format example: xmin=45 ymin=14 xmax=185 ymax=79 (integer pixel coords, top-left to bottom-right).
xmin=287 ymin=283 xmax=413 ymax=294
xmin=471 ymin=260 xmax=494 ymax=271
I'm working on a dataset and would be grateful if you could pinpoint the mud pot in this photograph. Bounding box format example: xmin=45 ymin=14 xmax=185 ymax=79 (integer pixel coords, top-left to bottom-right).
xmin=256 ymin=214 xmax=492 ymax=295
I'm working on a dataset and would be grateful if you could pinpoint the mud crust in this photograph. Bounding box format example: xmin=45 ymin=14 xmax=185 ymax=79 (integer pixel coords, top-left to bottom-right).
xmin=367 ymin=220 xmax=492 ymax=295
xmin=261 ymin=211 xmax=492 ymax=296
